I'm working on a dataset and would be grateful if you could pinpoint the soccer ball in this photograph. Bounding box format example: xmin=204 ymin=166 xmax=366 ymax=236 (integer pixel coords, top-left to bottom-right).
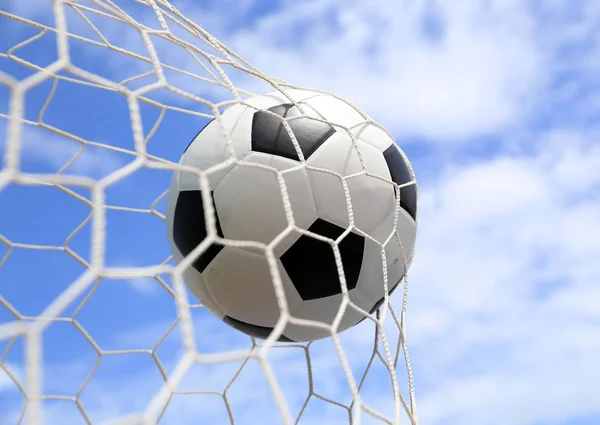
xmin=165 ymin=89 xmax=418 ymax=342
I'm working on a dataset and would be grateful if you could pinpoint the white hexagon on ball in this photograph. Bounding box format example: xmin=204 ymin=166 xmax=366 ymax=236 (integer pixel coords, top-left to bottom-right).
xmin=165 ymin=89 xmax=418 ymax=342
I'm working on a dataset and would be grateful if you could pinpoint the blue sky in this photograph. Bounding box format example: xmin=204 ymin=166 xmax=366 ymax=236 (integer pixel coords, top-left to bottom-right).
xmin=1 ymin=0 xmax=599 ymax=425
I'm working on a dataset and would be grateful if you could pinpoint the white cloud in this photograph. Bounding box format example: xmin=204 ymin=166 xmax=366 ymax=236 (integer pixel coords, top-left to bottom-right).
xmin=125 ymin=277 xmax=162 ymax=296
xmin=404 ymin=128 xmax=600 ymax=424
xmin=226 ymin=0 xmax=545 ymax=141
xmin=0 ymin=361 xmax=22 ymax=392
xmin=1 ymin=0 xmax=55 ymax=26
xmin=0 ymin=365 xmax=13 ymax=391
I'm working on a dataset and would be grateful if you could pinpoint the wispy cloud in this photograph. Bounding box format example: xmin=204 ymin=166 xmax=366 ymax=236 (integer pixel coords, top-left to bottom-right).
xmin=406 ymin=127 xmax=600 ymax=424
xmin=125 ymin=276 xmax=162 ymax=296
xmin=0 ymin=362 xmax=19 ymax=392
xmin=104 ymin=262 xmax=169 ymax=297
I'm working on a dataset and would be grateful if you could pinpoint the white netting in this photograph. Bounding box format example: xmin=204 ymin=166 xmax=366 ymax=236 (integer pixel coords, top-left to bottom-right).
xmin=0 ymin=1 xmax=418 ymax=424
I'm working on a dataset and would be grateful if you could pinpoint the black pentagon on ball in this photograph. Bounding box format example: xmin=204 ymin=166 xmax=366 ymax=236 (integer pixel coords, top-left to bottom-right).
xmin=223 ymin=316 xmax=295 ymax=342
xmin=172 ymin=190 xmax=224 ymax=274
xmin=251 ymin=103 xmax=336 ymax=161
xmin=383 ymin=145 xmax=417 ymax=220
xmin=280 ymin=219 xmax=365 ymax=301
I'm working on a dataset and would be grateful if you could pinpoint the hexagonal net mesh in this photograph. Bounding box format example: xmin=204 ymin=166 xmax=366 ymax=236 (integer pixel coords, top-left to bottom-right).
xmin=0 ymin=1 xmax=419 ymax=425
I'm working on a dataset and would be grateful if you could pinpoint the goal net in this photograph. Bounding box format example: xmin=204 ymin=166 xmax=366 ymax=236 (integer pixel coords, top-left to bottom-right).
xmin=0 ymin=1 xmax=419 ymax=424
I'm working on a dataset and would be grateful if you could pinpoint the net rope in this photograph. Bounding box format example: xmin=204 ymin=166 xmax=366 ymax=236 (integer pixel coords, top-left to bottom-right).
xmin=0 ymin=1 xmax=419 ymax=424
